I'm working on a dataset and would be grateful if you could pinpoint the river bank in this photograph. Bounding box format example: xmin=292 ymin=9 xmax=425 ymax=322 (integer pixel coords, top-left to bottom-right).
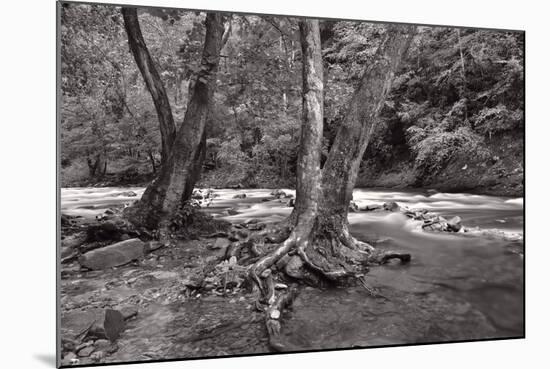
xmin=59 ymin=187 xmax=524 ymax=366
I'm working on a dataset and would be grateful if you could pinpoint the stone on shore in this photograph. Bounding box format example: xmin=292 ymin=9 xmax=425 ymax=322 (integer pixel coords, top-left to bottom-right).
xmin=79 ymin=238 xmax=146 ymax=270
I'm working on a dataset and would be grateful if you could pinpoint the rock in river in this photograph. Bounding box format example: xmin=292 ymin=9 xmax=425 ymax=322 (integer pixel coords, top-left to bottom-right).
xmin=447 ymin=216 xmax=462 ymax=232
xmin=79 ymin=238 xmax=145 ymax=270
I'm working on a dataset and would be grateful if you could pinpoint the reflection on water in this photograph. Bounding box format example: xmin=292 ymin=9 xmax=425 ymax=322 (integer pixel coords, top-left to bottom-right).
xmin=61 ymin=187 xmax=524 ymax=349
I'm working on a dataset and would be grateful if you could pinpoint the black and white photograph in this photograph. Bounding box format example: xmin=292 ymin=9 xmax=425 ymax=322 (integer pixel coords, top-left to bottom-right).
xmin=57 ymin=0 xmax=524 ymax=367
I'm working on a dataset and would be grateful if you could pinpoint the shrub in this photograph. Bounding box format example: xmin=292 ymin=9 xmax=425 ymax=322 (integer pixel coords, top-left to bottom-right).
xmin=407 ymin=126 xmax=489 ymax=176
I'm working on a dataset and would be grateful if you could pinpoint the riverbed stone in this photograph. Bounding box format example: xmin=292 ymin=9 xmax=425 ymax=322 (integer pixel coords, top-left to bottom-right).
xmin=226 ymin=208 xmax=239 ymax=216
xmin=383 ymin=201 xmax=400 ymax=212
xmin=211 ymin=237 xmax=231 ymax=250
xmin=447 ymin=216 xmax=462 ymax=232
xmin=285 ymin=256 xmax=304 ymax=279
xmin=78 ymin=346 xmax=95 ymax=357
xmin=79 ymin=238 xmax=145 ymax=270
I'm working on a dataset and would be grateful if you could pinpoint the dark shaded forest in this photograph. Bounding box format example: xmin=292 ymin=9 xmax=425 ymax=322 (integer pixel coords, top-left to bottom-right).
xmin=60 ymin=3 xmax=524 ymax=196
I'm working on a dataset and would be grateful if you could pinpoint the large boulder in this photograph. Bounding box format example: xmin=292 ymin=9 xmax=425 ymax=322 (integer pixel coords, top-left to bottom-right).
xmin=79 ymin=238 xmax=146 ymax=270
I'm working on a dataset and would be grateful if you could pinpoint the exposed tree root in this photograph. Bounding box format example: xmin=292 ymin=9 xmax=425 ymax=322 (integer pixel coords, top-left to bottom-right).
xmin=217 ymin=215 xmax=412 ymax=352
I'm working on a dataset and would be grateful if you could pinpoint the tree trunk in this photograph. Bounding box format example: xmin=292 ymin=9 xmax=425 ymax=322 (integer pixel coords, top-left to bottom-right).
xmin=293 ymin=19 xmax=324 ymax=221
xmin=318 ymin=25 xmax=415 ymax=230
xmin=122 ymin=7 xmax=176 ymax=165
xmin=124 ymin=13 xmax=225 ymax=229
xmin=87 ymin=154 xmax=101 ymax=178
xmin=148 ymin=150 xmax=157 ymax=174
xmin=249 ymin=24 xmax=414 ymax=286
xmin=247 ymin=18 xmax=324 ymax=287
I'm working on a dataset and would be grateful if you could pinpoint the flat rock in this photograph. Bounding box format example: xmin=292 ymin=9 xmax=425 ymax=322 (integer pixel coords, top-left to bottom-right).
xmin=79 ymin=238 xmax=145 ymax=270
xmin=77 ymin=346 xmax=95 ymax=357
xmin=143 ymin=241 xmax=163 ymax=253
xmin=211 ymin=237 xmax=231 ymax=250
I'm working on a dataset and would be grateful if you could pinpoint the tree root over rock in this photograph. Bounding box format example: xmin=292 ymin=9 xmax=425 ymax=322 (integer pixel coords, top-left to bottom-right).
xmin=223 ymin=218 xmax=411 ymax=352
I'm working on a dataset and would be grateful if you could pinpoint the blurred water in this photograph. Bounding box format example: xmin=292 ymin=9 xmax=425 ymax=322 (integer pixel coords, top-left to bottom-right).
xmin=61 ymin=187 xmax=524 ymax=349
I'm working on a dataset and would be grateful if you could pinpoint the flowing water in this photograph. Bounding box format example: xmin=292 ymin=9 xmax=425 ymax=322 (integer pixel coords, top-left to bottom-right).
xmin=61 ymin=187 xmax=524 ymax=358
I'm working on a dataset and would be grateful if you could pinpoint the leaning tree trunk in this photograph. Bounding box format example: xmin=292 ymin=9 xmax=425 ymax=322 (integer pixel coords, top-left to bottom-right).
xmin=122 ymin=8 xmax=176 ymax=165
xmin=248 ymin=24 xmax=415 ymax=288
xmin=296 ymin=25 xmax=416 ymax=278
xmin=317 ymin=24 xmax=415 ymax=239
xmin=222 ymin=24 xmax=415 ymax=353
xmin=123 ymin=12 xmax=225 ymax=229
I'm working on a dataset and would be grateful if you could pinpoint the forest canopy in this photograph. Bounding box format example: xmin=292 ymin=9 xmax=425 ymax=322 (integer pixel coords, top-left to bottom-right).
xmin=60 ymin=3 xmax=524 ymax=196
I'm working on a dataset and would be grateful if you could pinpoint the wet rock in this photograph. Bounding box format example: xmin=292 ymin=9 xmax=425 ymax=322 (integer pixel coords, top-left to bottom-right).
xmin=61 ymin=248 xmax=79 ymax=264
xmin=447 ymin=216 xmax=462 ymax=232
xmin=225 ymin=208 xmax=239 ymax=216
xmin=77 ymin=346 xmax=95 ymax=357
xmin=62 ymin=233 xmax=87 ymax=250
xmin=79 ymin=238 xmax=145 ymax=270
xmin=119 ymin=306 xmax=138 ymax=321
xmin=383 ymin=201 xmax=400 ymax=212
xmin=144 ymin=241 xmax=163 ymax=253
xmin=104 ymin=309 xmax=125 ymax=341
xmin=211 ymin=237 xmax=231 ymax=250
xmin=93 ymin=339 xmax=111 ymax=350
xmin=235 ymin=229 xmax=249 ymax=239
xmin=349 ymin=201 xmax=359 ymax=212
xmin=233 ymin=194 xmax=247 ymax=199
xmin=270 ymin=189 xmax=286 ymax=196
xmin=62 ymin=352 xmax=78 ymax=366
xmin=191 ymin=191 xmax=204 ymax=200
xmin=90 ymin=351 xmax=105 ymax=362
xmin=285 ymin=256 xmax=304 ymax=279
xmin=364 ymin=204 xmax=382 ymax=211
xmin=117 ymin=191 xmax=137 ymax=197
xmin=62 ymin=337 xmax=78 ymax=352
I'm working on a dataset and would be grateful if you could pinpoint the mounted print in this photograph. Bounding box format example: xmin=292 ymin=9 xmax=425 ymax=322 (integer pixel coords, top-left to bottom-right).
xmin=57 ymin=0 xmax=524 ymax=367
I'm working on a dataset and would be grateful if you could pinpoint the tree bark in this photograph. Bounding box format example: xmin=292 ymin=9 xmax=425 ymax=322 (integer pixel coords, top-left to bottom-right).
xmin=124 ymin=13 xmax=225 ymax=229
xmin=318 ymin=25 xmax=415 ymax=229
xmin=293 ymin=19 xmax=324 ymax=222
xmin=122 ymin=7 xmax=176 ymax=165
xmin=250 ymin=25 xmax=415 ymax=286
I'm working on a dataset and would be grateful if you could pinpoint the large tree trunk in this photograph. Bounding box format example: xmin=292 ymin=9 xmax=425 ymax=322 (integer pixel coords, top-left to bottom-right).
xmin=124 ymin=13 xmax=225 ymax=229
xmin=318 ymin=25 xmax=415 ymax=232
xmin=249 ymin=24 xmax=415 ymax=287
xmin=224 ymin=23 xmax=414 ymax=353
xmin=249 ymin=19 xmax=324 ymax=350
xmin=122 ymin=7 xmax=176 ymax=166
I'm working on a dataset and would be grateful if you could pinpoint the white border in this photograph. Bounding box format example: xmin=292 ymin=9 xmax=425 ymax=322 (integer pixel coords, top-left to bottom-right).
xmin=2 ymin=0 xmax=547 ymax=368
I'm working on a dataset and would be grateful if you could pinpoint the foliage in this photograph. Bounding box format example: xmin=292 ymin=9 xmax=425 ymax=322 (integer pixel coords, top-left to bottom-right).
xmin=60 ymin=3 xmax=524 ymax=190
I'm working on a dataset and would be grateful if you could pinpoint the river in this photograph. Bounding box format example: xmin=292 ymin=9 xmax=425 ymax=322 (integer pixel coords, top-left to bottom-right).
xmin=60 ymin=187 xmax=524 ymax=355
